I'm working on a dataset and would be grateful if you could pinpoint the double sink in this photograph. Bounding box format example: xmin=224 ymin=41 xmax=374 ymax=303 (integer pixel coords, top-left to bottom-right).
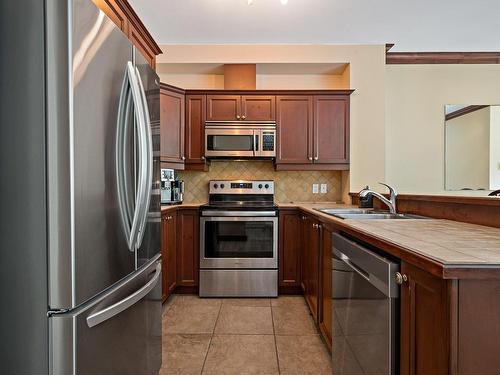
xmin=314 ymin=208 xmax=427 ymax=220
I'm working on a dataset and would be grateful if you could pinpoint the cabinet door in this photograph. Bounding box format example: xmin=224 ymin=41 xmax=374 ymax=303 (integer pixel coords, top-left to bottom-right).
xmin=160 ymin=87 xmax=185 ymax=164
xmin=241 ymin=95 xmax=276 ymax=121
xmin=207 ymin=95 xmax=241 ymax=121
xmin=400 ymin=262 xmax=449 ymax=375
xmin=161 ymin=213 xmax=177 ymax=301
xmin=176 ymin=210 xmax=199 ymax=287
xmin=185 ymin=95 xmax=206 ymax=167
xmin=319 ymin=224 xmax=332 ymax=351
xmin=304 ymin=215 xmax=320 ymax=323
xmin=276 ymin=96 xmax=313 ymax=164
xmin=313 ymin=96 xmax=349 ymax=164
xmin=279 ymin=211 xmax=302 ymax=291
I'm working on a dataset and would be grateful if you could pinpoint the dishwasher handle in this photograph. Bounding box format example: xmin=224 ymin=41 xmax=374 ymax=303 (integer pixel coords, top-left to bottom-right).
xmin=336 ymin=252 xmax=371 ymax=281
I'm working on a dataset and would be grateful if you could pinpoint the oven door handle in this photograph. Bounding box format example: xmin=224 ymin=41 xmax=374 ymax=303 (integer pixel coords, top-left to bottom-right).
xmin=201 ymin=211 xmax=277 ymax=217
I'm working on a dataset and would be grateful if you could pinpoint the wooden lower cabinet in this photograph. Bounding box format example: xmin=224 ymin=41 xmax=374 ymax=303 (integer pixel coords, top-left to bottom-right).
xmin=400 ymin=261 xmax=451 ymax=375
xmin=302 ymin=215 xmax=320 ymax=323
xmin=161 ymin=208 xmax=199 ymax=301
xmin=161 ymin=211 xmax=177 ymax=302
xmin=278 ymin=210 xmax=302 ymax=293
xmin=318 ymin=224 xmax=333 ymax=351
xmin=176 ymin=209 xmax=199 ymax=288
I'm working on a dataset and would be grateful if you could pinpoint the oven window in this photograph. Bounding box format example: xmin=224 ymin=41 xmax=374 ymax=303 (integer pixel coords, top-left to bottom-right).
xmin=207 ymin=135 xmax=254 ymax=151
xmin=204 ymin=221 xmax=274 ymax=258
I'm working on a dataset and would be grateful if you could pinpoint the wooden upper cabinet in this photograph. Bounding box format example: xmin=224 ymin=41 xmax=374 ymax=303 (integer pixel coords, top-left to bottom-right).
xmin=276 ymin=96 xmax=313 ymax=164
xmin=185 ymin=95 xmax=207 ymax=167
xmin=92 ymin=0 xmax=161 ymax=69
xmin=400 ymin=262 xmax=450 ymax=375
xmin=313 ymin=96 xmax=349 ymax=164
xmin=207 ymin=95 xmax=241 ymax=121
xmin=241 ymin=96 xmax=276 ymax=121
xmin=160 ymin=85 xmax=185 ymax=166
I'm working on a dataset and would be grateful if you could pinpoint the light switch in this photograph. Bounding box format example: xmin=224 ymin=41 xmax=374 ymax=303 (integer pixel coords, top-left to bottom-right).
xmin=320 ymin=184 xmax=327 ymax=194
xmin=312 ymin=184 xmax=319 ymax=194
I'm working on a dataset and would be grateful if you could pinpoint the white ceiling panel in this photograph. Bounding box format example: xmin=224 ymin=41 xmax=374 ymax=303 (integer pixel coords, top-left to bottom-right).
xmin=129 ymin=0 xmax=500 ymax=51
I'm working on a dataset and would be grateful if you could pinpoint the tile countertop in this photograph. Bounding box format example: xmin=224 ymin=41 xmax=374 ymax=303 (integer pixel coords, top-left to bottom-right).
xmin=162 ymin=202 xmax=500 ymax=275
xmin=281 ymin=202 xmax=500 ymax=270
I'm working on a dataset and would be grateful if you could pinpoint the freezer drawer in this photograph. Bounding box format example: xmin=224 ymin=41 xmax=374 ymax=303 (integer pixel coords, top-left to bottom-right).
xmin=50 ymin=257 xmax=162 ymax=375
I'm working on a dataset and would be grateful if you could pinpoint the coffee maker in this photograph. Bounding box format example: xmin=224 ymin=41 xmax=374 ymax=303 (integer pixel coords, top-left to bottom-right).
xmin=161 ymin=169 xmax=184 ymax=204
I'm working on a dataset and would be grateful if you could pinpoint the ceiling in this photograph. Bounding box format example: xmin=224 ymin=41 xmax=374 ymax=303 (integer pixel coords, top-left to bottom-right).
xmin=129 ymin=0 xmax=500 ymax=51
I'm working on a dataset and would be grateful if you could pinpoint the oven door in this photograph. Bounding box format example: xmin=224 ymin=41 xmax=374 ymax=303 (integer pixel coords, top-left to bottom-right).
xmin=205 ymin=127 xmax=256 ymax=158
xmin=200 ymin=215 xmax=278 ymax=269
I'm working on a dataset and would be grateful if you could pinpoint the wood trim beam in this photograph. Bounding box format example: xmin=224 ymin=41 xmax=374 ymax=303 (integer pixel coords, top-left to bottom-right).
xmin=184 ymin=89 xmax=355 ymax=96
xmin=386 ymin=51 xmax=500 ymax=64
xmin=445 ymin=105 xmax=489 ymax=121
xmin=118 ymin=0 xmax=162 ymax=55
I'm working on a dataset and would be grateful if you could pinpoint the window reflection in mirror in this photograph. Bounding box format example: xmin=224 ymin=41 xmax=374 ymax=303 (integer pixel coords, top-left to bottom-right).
xmin=445 ymin=105 xmax=500 ymax=192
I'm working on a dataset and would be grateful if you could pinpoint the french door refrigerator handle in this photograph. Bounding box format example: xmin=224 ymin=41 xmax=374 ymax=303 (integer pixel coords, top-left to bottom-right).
xmin=116 ymin=62 xmax=142 ymax=251
xmin=133 ymin=66 xmax=153 ymax=250
xmin=86 ymin=262 xmax=161 ymax=328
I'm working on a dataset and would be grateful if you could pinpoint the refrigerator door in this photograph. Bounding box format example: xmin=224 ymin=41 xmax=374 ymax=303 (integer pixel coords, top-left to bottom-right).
xmin=50 ymin=256 xmax=162 ymax=375
xmin=134 ymin=50 xmax=161 ymax=268
xmin=48 ymin=0 xmax=143 ymax=309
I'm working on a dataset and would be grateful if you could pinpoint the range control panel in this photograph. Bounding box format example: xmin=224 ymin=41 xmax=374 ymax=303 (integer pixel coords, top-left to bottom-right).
xmin=209 ymin=180 xmax=274 ymax=194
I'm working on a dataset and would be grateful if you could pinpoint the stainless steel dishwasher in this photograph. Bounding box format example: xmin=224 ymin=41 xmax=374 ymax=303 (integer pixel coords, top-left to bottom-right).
xmin=331 ymin=233 xmax=400 ymax=375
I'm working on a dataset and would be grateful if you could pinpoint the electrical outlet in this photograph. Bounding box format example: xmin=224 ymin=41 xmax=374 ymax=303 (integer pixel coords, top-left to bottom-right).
xmin=312 ymin=184 xmax=319 ymax=194
xmin=320 ymin=184 xmax=327 ymax=194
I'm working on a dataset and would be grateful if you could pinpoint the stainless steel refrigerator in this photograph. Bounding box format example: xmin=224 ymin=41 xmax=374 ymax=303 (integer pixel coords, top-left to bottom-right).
xmin=0 ymin=0 xmax=161 ymax=374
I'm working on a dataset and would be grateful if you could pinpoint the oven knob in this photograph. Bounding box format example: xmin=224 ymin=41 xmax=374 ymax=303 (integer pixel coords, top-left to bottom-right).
xmin=220 ymin=183 xmax=225 ymax=189
xmin=265 ymin=184 xmax=270 ymax=189
xmin=258 ymin=184 xmax=263 ymax=189
xmin=213 ymin=183 xmax=218 ymax=189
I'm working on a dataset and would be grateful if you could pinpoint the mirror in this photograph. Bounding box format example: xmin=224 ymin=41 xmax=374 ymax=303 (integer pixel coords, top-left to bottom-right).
xmin=445 ymin=105 xmax=500 ymax=193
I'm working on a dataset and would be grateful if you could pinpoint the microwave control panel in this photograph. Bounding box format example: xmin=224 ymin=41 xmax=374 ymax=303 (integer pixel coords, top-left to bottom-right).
xmin=262 ymin=132 xmax=275 ymax=151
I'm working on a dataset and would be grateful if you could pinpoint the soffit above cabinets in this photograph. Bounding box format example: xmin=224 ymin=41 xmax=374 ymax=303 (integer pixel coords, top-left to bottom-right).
xmin=156 ymin=63 xmax=348 ymax=76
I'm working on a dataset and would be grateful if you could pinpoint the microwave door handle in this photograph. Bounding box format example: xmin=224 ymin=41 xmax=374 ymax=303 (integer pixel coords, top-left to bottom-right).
xmin=254 ymin=132 xmax=259 ymax=156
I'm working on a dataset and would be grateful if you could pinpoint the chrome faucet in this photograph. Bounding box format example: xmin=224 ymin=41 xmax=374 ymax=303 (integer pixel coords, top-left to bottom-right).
xmin=359 ymin=183 xmax=397 ymax=214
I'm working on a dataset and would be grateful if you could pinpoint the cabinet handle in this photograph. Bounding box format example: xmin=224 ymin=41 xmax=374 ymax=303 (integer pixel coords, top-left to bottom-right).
xmin=314 ymin=156 xmax=318 ymax=161
xmin=201 ymin=156 xmax=205 ymax=160
xmin=241 ymin=115 xmax=246 ymax=120
xmin=236 ymin=115 xmax=241 ymax=120
xmin=181 ymin=156 xmax=186 ymax=161
xmin=395 ymin=272 xmax=408 ymax=285
xmin=308 ymin=157 xmax=313 ymax=161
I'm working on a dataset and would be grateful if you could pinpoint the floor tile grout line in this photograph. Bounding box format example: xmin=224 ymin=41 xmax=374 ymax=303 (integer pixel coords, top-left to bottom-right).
xmin=200 ymin=300 xmax=223 ymax=375
xmin=271 ymin=303 xmax=282 ymax=374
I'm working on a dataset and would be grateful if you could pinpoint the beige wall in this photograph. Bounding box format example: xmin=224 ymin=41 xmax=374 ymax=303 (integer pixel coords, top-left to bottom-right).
xmin=445 ymin=107 xmax=490 ymax=190
xmin=177 ymin=161 xmax=342 ymax=204
xmin=158 ymin=45 xmax=386 ymax=195
xmin=490 ymin=106 xmax=500 ymax=189
xmin=386 ymin=64 xmax=500 ymax=194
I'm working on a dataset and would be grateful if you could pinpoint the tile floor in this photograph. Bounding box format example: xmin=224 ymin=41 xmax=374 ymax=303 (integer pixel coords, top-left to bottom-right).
xmin=160 ymin=295 xmax=332 ymax=375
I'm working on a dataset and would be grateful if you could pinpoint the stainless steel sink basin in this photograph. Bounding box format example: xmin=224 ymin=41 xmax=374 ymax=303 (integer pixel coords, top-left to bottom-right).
xmin=314 ymin=208 xmax=427 ymax=220
xmin=314 ymin=208 xmax=375 ymax=215
xmin=333 ymin=213 xmax=425 ymax=220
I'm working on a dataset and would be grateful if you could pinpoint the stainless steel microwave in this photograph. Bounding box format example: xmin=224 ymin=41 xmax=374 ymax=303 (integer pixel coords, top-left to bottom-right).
xmin=205 ymin=122 xmax=276 ymax=158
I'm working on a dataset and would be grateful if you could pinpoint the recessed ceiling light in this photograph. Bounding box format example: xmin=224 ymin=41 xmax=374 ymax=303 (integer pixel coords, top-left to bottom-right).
xmin=281 ymin=0 xmax=288 ymax=4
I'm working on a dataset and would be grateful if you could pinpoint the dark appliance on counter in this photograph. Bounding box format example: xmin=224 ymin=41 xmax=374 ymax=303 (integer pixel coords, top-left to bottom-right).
xmin=0 ymin=0 xmax=161 ymax=373
xmin=331 ymin=234 xmax=400 ymax=375
xmin=199 ymin=180 xmax=278 ymax=297
xmin=161 ymin=168 xmax=184 ymax=204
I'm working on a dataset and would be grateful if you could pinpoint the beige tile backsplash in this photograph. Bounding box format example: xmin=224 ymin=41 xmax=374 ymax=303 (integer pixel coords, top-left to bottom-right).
xmin=177 ymin=161 xmax=343 ymax=203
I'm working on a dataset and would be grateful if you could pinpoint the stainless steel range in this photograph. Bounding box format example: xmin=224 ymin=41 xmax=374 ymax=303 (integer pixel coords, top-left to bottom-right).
xmin=199 ymin=180 xmax=278 ymax=297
